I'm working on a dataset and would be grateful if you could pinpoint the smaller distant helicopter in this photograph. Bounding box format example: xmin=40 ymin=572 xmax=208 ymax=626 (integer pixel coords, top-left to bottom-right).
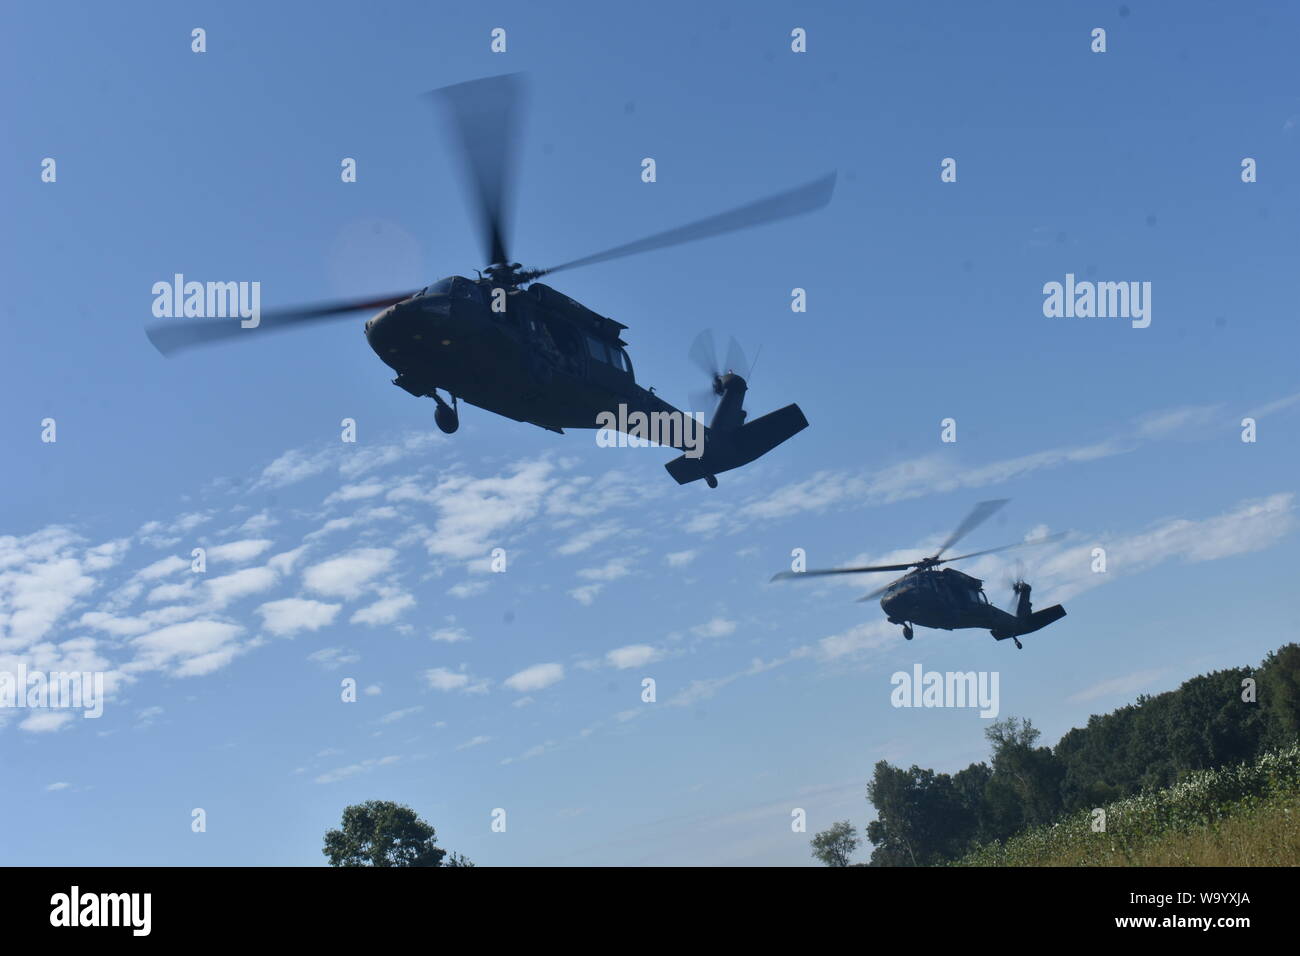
xmin=771 ymin=499 xmax=1067 ymax=648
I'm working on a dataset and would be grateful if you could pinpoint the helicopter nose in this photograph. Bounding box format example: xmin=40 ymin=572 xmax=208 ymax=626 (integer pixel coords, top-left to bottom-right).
xmin=365 ymin=295 xmax=452 ymax=361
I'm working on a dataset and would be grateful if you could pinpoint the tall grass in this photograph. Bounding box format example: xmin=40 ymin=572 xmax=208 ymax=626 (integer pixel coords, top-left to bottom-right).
xmin=954 ymin=743 xmax=1300 ymax=867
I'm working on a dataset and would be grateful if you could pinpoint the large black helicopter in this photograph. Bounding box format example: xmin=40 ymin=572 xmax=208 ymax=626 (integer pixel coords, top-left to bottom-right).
xmin=771 ymin=500 xmax=1067 ymax=648
xmin=145 ymin=74 xmax=832 ymax=488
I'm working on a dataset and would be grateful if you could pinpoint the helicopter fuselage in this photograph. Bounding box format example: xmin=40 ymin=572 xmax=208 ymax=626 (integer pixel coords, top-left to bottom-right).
xmin=878 ymin=566 xmax=1066 ymax=642
xmin=880 ymin=568 xmax=1014 ymax=632
xmin=365 ymin=276 xmax=686 ymax=435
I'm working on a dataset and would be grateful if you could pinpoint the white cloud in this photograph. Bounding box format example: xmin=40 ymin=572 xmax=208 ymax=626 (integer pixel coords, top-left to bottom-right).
xmin=577 ymin=556 xmax=634 ymax=582
xmin=302 ymin=548 xmax=395 ymax=599
xmin=205 ymin=566 xmax=278 ymax=608
xmin=128 ymin=620 xmax=243 ymax=676
xmin=255 ymin=447 xmax=334 ymax=490
xmin=448 ymin=580 xmax=489 ymax=599
xmin=456 ymin=735 xmax=492 ymax=750
xmin=350 ymin=589 xmax=415 ymax=626
xmin=424 ymin=667 xmax=489 ymax=694
xmin=606 ymin=644 xmax=661 ymax=669
xmin=135 ymin=555 xmax=188 ymax=581
xmin=1029 ymin=493 xmax=1296 ymax=606
xmin=314 ymin=755 xmax=400 ymax=784
xmin=0 ymin=530 xmax=98 ymax=650
xmin=325 ymin=482 xmax=387 ymax=505
xmin=503 ymin=662 xmax=564 ymax=693
xmin=569 ymin=584 xmax=603 ymax=606
xmin=431 ymin=627 xmax=470 ymax=643
xmin=207 ymin=539 xmax=274 ymax=564
xmin=379 ymin=706 xmax=423 ymax=724
xmin=401 ymin=459 xmax=557 ymax=560
xmin=692 ymin=617 xmax=737 ymax=639
xmin=307 ymin=647 xmax=359 ymax=670
xmin=815 ymin=620 xmax=896 ymax=660
xmin=256 ymin=598 xmax=341 ymax=637
xmin=665 ymin=550 xmax=697 ymax=568
xmin=21 ymin=711 xmax=74 ymax=733
xmin=1069 ymin=668 xmax=1168 ymax=703
xmin=556 ymin=522 xmax=621 ymax=556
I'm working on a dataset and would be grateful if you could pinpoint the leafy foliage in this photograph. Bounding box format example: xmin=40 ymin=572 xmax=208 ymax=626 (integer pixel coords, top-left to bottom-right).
xmin=323 ymin=800 xmax=469 ymax=867
xmin=853 ymin=643 xmax=1300 ymax=866
xmin=810 ymin=820 xmax=860 ymax=866
xmin=954 ymin=743 xmax=1300 ymax=866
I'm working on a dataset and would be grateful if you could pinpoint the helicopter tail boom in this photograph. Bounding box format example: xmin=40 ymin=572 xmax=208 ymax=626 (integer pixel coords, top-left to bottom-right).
xmin=991 ymin=603 xmax=1066 ymax=641
xmin=664 ymin=403 xmax=808 ymax=485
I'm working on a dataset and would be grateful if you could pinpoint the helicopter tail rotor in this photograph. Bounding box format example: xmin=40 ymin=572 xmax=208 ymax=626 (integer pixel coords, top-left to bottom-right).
xmin=687 ymin=329 xmax=755 ymax=427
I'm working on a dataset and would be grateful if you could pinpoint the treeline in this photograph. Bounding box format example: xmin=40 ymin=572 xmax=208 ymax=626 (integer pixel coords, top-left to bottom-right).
xmin=839 ymin=643 xmax=1300 ymax=866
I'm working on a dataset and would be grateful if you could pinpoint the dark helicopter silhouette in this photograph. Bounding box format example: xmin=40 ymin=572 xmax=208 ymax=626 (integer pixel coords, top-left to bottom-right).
xmin=771 ymin=500 xmax=1067 ymax=648
xmin=145 ymin=74 xmax=830 ymax=488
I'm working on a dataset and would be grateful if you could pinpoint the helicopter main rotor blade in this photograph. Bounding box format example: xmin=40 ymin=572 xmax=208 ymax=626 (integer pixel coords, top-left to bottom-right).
xmin=934 ymin=499 xmax=1010 ymax=560
xmin=532 ymin=172 xmax=836 ymax=279
xmin=771 ymin=562 xmax=916 ymax=582
xmin=940 ymin=532 xmax=1066 ymax=565
xmin=144 ymin=292 xmax=416 ymax=357
xmin=431 ymin=73 xmax=524 ymax=267
xmin=855 ymin=581 xmax=898 ymax=603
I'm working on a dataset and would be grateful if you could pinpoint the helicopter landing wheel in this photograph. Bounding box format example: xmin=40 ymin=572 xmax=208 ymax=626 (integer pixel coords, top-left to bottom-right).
xmin=434 ymin=394 xmax=459 ymax=434
xmin=705 ymin=475 xmax=718 ymax=489
xmin=1014 ymin=638 xmax=1023 ymax=650
xmin=903 ymin=624 xmax=913 ymax=641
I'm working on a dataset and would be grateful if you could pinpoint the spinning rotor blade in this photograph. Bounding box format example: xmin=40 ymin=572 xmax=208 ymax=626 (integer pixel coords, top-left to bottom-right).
xmin=724 ymin=337 xmax=748 ymax=377
xmin=934 ymin=499 xmax=1009 ymax=559
xmin=855 ymin=580 xmax=898 ymax=603
xmin=941 ymin=531 xmax=1066 ymax=565
xmin=531 ymin=172 xmax=836 ymax=279
xmin=689 ymin=329 xmax=721 ymax=379
xmin=145 ymin=291 xmax=415 ymax=356
xmin=771 ymin=562 xmax=916 ymax=582
xmin=431 ymin=73 xmax=525 ymax=267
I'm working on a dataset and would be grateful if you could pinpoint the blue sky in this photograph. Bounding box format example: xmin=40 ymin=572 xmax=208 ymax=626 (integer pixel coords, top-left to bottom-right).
xmin=3 ymin=0 xmax=1299 ymax=866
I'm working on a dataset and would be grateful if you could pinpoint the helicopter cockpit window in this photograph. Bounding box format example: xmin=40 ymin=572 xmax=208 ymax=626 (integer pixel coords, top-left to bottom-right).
xmin=427 ymin=277 xmax=455 ymax=295
xmin=586 ymin=336 xmax=610 ymax=363
xmin=608 ymin=347 xmax=629 ymax=372
xmin=448 ymin=277 xmax=484 ymax=303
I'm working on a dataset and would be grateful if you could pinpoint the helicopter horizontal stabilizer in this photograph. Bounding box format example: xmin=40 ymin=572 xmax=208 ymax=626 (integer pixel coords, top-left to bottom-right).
xmin=664 ymin=403 xmax=808 ymax=485
xmin=992 ymin=604 xmax=1066 ymax=640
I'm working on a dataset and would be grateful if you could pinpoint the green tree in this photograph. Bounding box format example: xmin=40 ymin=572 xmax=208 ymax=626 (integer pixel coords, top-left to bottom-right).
xmin=866 ymin=762 xmax=978 ymax=865
xmin=983 ymin=716 xmax=1064 ymax=834
xmin=323 ymin=800 xmax=468 ymax=867
xmin=810 ymin=820 xmax=860 ymax=867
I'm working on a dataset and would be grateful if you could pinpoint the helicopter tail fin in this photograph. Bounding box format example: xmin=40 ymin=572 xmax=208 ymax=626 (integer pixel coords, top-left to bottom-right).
xmin=665 ymin=403 xmax=808 ymax=485
xmin=1019 ymin=603 xmax=1066 ymax=634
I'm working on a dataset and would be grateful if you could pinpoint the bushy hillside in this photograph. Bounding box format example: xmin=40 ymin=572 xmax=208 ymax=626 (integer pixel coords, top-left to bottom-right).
xmin=954 ymin=743 xmax=1300 ymax=866
xmin=816 ymin=644 xmax=1300 ymax=866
